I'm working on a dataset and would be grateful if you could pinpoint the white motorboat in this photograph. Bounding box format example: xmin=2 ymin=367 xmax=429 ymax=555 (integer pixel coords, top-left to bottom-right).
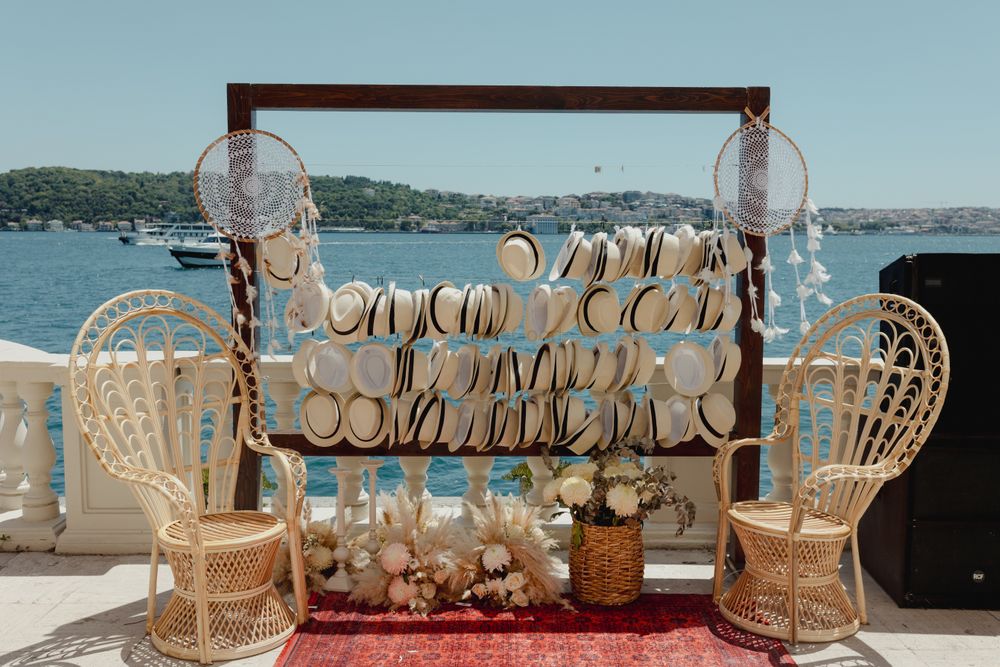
xmin=121 ymin=221 xmax=215 ymax=246
xmin=167 ymin=232 xmax=228 ymax=268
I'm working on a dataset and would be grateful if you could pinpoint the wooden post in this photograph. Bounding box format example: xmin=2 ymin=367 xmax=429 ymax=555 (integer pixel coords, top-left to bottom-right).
xmin=228 ymin=83 xmax=262 ymax=511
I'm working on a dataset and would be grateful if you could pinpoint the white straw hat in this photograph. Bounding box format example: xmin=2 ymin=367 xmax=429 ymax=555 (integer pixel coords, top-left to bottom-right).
xmin=715 ymin=293 xmax=742 ymax=332
xmin=350 ymin=343 xmax=396 ymax=398
xmin=485 ymin=345 xmax=509 ymax=396
xmin=262 ymin=231 xmax=307 ymax=290
xmin=427 ymin=281 xmax=463 ymax=340
xmin=673 ymin=224 xmax=696 ymax=275
xmin=583 ymin=232 xmax=623 ymax=286
xmin=408 ymin=393 xmax=458 ymax=449
xmin=549 ymin=230 xmax=592 ymax=281
xmin=694 ymin=285 xmax=725 ymax=332
xmin=387 ymin=283 xmax=415 ymax=336
xmin=663 ymin=341 xmax=715 ymax=397
xmin=405 ymin=288 xmax=429 ymax=343
xmin=549 ymin=395 xmax=589 ymax=446
xmin=392 ymin=345 xmax=430 ymax=396
xmin=692 ymin=392 xmax=736 ymax=448
xmin=300 ymin=391 xmax=345 ymax=447
xmin=285 ymin=279 xmax=332 ymax=334
xmin=648 ymin=228 xmax=683 ymax=279
xmin=523 ymin=342 xmax=555 ymax=394
xmin=309 ymin=340 xmax=354 ymax=394
xmin=710 ymin=334 xmax=742 ymax=383
xmin=497 ymin=230 xmax=545 ymax=281
xmin=291 ymin=339 xmax=319 ymax=389
xmin=344 ymin=394 xmax=389 ymax=448
xmin=599 ymin=395 xmax=639 ymax=449
xmin=713 ymin=231 xmax=747 ymax=276
xmin=525 ymin=284 xmax=569 ymax=341
xmin=678 ymin=229 xmax=709 ymax=278
xmin=586 ymin=341 xmax=617 ymax=393
xmin=630 ymin=336 xmax=657 ymax=387
xmin=429 ymin=340 xmax=459 ymax=393
xmin=358 ymin=286 xmax=384 ymax=341
xmin=514 ymin=395 xmax=546 ymax=448
xmin=566 ymin=339 xmax=596 ymax=390
xmin=614 ymin=226 xmax=644 ymax=282
xmin=450 ymin=400 xmax=489 ymax=452
xmin=449 ymin=344 xmax=490 ymax=399
xmin=620 ymin=283 xmax=669 ymax=333
xmin=664 ymin=394 xmax=696 ymax=445
xmin=481 ymin=400 xmax=514 ymax=451
xmin=577 ymin=283 xmax=620 ymax=336
xmin=663 ymin=283 xmax=697 ymax=333
xmin=328 ymin=282 xmax=370 ymax=344
xmin=552 ymin=286 xmax=579 ymax=336
xmin=608 ymin=337 xmax=639 ymax=393
xmin=501 ymin=284 xmax=524 ymax=334
xmin=644 ymin=396 xmax=673 ymax=445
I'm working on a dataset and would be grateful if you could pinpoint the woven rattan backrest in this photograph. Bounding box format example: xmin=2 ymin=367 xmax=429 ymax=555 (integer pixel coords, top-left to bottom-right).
xmin=69 ymin=291 xmax=264 ymax=530
xmin=772 ymin=294 xmax=949 ymax=523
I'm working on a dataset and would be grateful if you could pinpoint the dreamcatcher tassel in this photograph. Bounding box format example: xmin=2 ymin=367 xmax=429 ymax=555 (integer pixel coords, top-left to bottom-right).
xmin=802 ymin=199 xmax=833 ymax=309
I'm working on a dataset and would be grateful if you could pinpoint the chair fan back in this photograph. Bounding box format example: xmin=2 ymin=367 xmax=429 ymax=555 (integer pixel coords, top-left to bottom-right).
xmin=69 ymin=291 xmax=264 ymax=530
xmin=772 ymin=294 xmax=949 ymax=523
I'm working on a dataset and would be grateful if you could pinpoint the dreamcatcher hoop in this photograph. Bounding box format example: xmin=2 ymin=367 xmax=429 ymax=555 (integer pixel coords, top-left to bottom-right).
xmin=713 ymin=108 xmax=808 ymax=237
xmin=194 ymin=129 xmax=310 ymax=242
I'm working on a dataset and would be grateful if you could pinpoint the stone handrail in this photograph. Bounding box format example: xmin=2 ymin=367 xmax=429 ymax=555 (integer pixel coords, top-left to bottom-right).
xmin=0 ymin=338 xmax=795 ymax=553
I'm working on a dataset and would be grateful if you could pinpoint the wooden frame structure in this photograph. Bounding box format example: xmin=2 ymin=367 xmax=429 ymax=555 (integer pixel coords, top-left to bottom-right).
xmin=227 ymin=83 xmax=769 ymax=511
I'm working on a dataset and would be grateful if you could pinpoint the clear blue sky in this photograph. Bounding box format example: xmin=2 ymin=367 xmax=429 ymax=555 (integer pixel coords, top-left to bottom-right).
xmin=2 ymin=0 xmax=997 ymax=208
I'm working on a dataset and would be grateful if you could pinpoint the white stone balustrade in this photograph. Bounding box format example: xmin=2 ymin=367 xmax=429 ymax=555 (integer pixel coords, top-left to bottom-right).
xmin=0 ymin=341 xmax=795 ymax=554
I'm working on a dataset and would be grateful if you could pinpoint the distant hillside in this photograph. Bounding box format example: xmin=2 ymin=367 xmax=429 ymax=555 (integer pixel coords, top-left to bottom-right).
xmin=3 ymin=167 xmax=1000 ymax=233
xmin=0 ymin=167 xmax=478 ymax=227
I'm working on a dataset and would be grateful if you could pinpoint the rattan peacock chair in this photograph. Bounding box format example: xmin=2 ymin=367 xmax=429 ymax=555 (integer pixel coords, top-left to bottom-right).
xmin=69 ymin=290 xmax=309 ymax=664
xmin=712 ymin=293 xmax=949 ymax=643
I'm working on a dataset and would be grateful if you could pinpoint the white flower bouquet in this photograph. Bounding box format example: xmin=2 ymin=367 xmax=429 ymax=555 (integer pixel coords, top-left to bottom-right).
xmin=273 ymin=501 xmax=365 ymax=593
xmin=450 ymin=495 xmax=568 ymax=609
xmin=542 ymin=437 xmax=696 ymax=543
xmin=350 ymin=486 xmax=460 ymax=615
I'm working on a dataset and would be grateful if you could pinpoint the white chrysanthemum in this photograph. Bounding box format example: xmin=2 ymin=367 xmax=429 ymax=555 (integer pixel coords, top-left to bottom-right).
xmin=380 ymin=542 xmax=411 ymax=575
xmin=504 ymin=571 xmax=526 ymax=591
xmin=433 ymin=568 xmax=451 ymax=585
xmin=559 ymin=476 xmax=592 ymax=507
xmin=606 ymin=484 xmax=640 ymax=518
xmin=562 ymin=462 xmax=598 ymax=481
xmin=542 ymin=478 xmax=563 ymax=504
xmin=486 ymin=577 xmax=506 ymax=596
xmin=510 ymin=589 xmax=529 ymax=607
xmin=471 ymin=582 xmax=488 ymax=598
xmin=420 ymin=583 xmax=437 ymax=600
xmin=387 ymin=576 xmax=419 ymax=605
xmin=482 ymin=543 xmax=512 ymax=572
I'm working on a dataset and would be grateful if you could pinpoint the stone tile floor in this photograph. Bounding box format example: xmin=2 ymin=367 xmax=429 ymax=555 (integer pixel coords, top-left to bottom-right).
xmin=0 ymin=549 xmax=997 ymax=666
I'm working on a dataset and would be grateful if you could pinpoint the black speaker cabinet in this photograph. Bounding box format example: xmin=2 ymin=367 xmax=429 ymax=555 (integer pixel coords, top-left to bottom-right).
xmin=857 ymin=254 xmax=1000 ymax=609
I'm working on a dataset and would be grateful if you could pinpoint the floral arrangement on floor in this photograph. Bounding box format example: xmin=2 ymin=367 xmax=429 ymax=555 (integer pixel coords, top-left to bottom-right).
xmin=273 ymin=501 xmax=366 ymax=593
xmin=450 ymin=495 xmax=569 ymax=609
xmin=350 ymin=486 xmax=461 ymax=615
xmin=542 ymin=437 xmax=696 ymax=543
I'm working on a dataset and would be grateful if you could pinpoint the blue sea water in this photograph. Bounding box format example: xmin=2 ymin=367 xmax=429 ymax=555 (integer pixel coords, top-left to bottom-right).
xmin=2 ymin=230 xmax=998 ymax=499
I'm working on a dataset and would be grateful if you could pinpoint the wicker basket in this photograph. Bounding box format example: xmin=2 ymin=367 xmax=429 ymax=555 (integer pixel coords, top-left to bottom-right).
xmin=568 ymin=521 xmax=644 ymax=605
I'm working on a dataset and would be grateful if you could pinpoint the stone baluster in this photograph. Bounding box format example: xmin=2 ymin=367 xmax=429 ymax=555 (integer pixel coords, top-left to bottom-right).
xmin=266 ymin=379 xmax=300 ymax=517
xmin=461 ymin=456 xmax=494 ymax=521
xmin=398 ymin=456 xmax=432 ymax=502
xmin=335 ymin=457 xmax=368 ymax=519
xmin=0 ymin=382 xmax=28 ymax=511
xmin=763 ymin=384 xmax=794 ymax=502
xmin=525 ymin=456 xmax=558 ymax=520
xmin=268 ymin=380 xmax=299 ymax=431
xmin=17 ymin=381 xmax=59 ymax=522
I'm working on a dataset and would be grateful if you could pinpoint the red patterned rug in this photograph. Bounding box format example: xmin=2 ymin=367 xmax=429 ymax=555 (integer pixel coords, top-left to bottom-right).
xmin=277 ymin=593 xmax=794 ymax=666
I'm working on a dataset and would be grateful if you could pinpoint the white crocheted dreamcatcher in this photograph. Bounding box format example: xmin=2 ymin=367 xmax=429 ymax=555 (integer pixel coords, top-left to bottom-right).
xmin=194 ymin=129 xmax=322 ymax=357
xmin=713 ymin=107 xmax=830 ymax=340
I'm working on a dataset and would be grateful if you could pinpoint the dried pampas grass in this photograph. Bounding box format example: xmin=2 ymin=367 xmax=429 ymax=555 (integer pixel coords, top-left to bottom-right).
xmin=451 ymin=494 xmax=569 ymax=609
xmin=273 ymin=500 xmax=366 ymax=593
xmin=350 ymin=486 xmax=461 ymax=615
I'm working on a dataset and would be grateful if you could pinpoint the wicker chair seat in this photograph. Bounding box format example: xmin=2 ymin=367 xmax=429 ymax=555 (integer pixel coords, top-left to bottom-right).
xmin=153 ymin=511 xmax=295 ymax=661
xmin=728 ymin=501 xmax=850 ymax=539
